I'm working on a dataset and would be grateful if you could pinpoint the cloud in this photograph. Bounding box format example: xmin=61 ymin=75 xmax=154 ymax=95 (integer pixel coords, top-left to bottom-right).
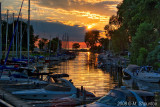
xmin=1 ymin=0 xmax=122 ymax=42
xmin=31 ymin=20 xmax=86 ymax=42
xmin=32 ymin=0 xmax=121 ymax=16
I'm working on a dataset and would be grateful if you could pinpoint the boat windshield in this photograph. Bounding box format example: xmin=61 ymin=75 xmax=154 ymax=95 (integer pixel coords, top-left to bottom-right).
xmin=140 ymin=66 xmax=154 ymax=73
xmin=97 ymin=90 xmax=125 ymax=106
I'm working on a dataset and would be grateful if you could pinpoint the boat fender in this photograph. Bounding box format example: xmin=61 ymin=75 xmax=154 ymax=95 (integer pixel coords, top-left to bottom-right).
xmin=121 ymin=86 xmax=126 ymax=90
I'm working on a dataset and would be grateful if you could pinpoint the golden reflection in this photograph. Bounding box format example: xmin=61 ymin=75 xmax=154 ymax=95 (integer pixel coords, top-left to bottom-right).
xmin=50 ymin=52 xmax=119 ymax=97
xmin=87 ymin=52 xmax=90 ymax=61
xmin=87 ymin=52 xmax=90 ymax=72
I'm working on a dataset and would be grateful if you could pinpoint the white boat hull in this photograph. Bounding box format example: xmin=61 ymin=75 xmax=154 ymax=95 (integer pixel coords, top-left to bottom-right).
xmin=13 ymin=89 xmax=76 ymax=100
xmin=123 ymin=68 xmax=160 ymax=83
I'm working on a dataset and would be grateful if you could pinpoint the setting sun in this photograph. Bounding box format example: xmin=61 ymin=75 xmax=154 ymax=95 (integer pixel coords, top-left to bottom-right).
xmin=87 ymin=24 xmax=96 ymax=30
xmin=87 ymin=25 xmax=92 ymax=30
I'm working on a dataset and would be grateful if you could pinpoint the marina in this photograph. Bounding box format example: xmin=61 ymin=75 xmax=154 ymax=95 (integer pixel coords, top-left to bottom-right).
xmin=1 ymin=0 xmax=160 ymax=106
xmin=0 ymin=52 xmax=159 ymax=106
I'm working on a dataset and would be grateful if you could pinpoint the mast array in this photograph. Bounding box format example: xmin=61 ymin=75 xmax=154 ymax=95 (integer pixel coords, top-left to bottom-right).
xmin=27 ymin=0 xmax=30 ymax=66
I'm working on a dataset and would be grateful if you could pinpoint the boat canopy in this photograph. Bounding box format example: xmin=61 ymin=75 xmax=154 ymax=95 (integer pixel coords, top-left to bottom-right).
xmin=127 ymin=65 xmax=140 ymax=72
xmin=50 ymin=74 xmax=69 ymax=78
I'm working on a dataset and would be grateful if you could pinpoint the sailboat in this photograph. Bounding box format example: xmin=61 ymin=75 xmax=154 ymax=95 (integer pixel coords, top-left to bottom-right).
xmin=0 ymin=0 xmax=47 ymax=84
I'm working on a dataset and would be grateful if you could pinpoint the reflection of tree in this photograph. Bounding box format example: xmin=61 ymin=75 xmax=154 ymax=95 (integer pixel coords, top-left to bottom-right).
xmin=86 ymin=52 xmax=99 ymax=68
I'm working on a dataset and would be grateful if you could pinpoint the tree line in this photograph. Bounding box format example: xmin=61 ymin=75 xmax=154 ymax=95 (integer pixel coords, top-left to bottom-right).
xmin=1 ymin=20 xmax=62 ymax=55
xmin=85 ymin=0 xmax=160 ymax=68
xmin=2 ymin=20 xmax=37 ymax=51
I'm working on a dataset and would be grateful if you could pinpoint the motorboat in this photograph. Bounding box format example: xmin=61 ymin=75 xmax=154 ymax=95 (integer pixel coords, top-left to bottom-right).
xmin=84 ymin=86 xmax=155 ymax=107
xmin=0 ymin=66 xmax=50 ymax=85
xmin=12 ymin=77 xmax=77 ymax=100
xmin=122 ymin=78 xmax=160 ymax=93
xmin=123 ymin=65 xmax=160 ymax=83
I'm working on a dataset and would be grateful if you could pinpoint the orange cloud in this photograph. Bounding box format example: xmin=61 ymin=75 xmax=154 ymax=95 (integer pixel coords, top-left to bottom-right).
xmin=2 ymin=0 xmax=122 ymax=41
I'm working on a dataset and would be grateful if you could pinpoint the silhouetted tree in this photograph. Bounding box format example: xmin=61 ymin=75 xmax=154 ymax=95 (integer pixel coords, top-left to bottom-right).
xmin=85 ymin=30 xmax=100 ymax=51
xmin=72 ymin=43 xmax=80 ymax=49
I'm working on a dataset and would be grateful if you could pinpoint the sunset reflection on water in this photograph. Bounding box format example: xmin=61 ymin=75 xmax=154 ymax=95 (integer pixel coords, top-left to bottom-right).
xmin=54 ymin=52 xmax=118 ymax=97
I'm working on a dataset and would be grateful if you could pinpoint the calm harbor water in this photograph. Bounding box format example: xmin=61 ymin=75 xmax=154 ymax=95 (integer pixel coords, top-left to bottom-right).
xmin=43 ymin=52 xmax=160 ymax=97
xmin=45 ymin=52 xmax=120 ymax=97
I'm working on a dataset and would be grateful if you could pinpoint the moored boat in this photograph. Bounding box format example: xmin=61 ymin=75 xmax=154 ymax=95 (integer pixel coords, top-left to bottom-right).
xmin=123 ymin=65 xmax=160 ymax=83
xmin=83 ymin=86 xmax=155 ymax=107
xmin=12 ymin=78 xmax=77 ymax=100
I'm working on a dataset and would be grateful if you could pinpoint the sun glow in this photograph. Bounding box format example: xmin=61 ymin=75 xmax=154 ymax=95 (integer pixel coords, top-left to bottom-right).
xmin=87 ymin=24 xmax=96 ymax=30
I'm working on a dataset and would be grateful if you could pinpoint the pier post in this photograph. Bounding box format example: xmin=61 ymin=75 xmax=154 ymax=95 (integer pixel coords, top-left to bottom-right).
xmin=83 ymin=88 xmax=86 ymax=105
xmin=155 ymin=92 xmax=160 ymax=106
xmin=81 ymin=86 xmax=83 ymax=92
xmin=76 ymin=88 xmax=80 ymax=98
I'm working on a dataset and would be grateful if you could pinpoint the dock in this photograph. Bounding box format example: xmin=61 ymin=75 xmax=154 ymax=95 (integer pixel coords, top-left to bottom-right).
xmin=0 ymin=88 xmax=31 ymax=107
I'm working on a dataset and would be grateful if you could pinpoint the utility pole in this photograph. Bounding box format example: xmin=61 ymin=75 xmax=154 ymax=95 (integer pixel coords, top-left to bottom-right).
xmin=5 ymin=10 xmax=9 ymax=57
xmin=0 ymin=3 xmax=2 ymax=61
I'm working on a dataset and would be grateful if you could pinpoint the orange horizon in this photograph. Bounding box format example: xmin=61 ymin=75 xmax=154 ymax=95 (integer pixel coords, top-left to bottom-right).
xmin=35 ymin=39 xmax=88 ymax=49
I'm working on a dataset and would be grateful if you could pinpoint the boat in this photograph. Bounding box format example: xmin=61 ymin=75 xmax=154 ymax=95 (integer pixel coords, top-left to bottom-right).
xmin=123 ymin=64 xmax=160 ymax=83
xmin=45 ymin=55 xmax=61 ymax=62
xmin=84 ymin=86 xmax=155 ymax=107
xmin=12 ymin=73 xmax=78 ymax=100
xmin=28 ymin=92 xmax=97 ymax=107
xmin=0 ymin=66 xmax=51 ymax=85
xmin=122 ymin=78 xmax=160 ymax=93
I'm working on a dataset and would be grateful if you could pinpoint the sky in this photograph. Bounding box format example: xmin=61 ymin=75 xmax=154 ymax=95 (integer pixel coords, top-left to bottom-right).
xmin=0 ymin=0 xmax=122 ymax=48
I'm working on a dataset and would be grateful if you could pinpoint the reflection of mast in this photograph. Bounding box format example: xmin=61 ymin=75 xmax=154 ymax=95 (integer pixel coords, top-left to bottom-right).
xmin=27 ymin=0 xmax=30 ymax=66
xmin=0 ymin=2 xmax=2 ymax=61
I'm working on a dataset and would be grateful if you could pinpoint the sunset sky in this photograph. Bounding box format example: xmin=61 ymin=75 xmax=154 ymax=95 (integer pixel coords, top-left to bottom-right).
xmin=1 ymin=0 xmax=122 ymax=48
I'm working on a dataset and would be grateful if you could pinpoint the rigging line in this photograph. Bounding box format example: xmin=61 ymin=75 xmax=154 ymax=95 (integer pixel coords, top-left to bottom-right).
xmin=4 ymin=0 xmax=25 ymax=65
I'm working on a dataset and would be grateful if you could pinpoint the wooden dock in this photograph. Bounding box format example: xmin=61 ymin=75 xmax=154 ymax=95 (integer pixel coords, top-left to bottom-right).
xmin=0 ymin=88 xmax=31 ymax=107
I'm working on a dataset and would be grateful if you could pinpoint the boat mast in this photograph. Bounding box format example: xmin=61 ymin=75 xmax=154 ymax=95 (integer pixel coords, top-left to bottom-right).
xmin=16 ymin=20 xmax=18 ymax=58
xmin=5 ymin=10 xmax=9 ymax=58
xmin=12 ymin=13 xmax=14 ymax=57
xmin=0 ymin=2 xmax=2 ymax=61
xmin=27 ymin=0 xmax=30 ymax=66
xmin=49 ymin=35 xmax=51 ymax=61
xmin=67 ymin=34 xmax=69 ymax=50
xmin=20 ymin=13 xmax=22 ymax=59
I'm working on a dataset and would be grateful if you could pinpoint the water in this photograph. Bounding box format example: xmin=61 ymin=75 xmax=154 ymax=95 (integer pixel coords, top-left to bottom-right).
xmin=49 ymin=52 xmax=160 ymax=96
xmin=46 ymin=52 xmax=121 ymax=97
